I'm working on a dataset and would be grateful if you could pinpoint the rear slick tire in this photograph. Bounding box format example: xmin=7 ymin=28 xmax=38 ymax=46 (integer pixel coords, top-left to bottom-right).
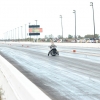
xmin=51 ymin=50 xmax=56 ymax=56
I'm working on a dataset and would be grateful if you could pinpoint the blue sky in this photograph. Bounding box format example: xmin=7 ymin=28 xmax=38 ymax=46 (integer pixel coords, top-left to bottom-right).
xmin=0 ymin=0 xmax=100 ymax=39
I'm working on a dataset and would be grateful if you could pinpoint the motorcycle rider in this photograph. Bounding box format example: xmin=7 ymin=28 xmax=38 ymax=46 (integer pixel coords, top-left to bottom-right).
xmin=48 ymin=39 xmax=57 ymax=56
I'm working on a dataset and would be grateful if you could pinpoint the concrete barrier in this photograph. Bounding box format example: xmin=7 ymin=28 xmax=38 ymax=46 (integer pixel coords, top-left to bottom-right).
xmin=0 ymin=55 xmax=51 ymax=100
xmin=1 ymin=42 xmax=100 ymax=48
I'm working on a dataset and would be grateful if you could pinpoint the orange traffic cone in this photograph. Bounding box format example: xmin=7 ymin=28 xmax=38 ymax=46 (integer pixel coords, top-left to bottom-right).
xmin=73 ymin=50 xmax=76 ymax=52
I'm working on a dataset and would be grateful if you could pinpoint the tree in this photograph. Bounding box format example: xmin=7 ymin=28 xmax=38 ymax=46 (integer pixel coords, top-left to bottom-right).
xmin=49 ymin=34 xmax=53 ymax=39
xmin=68 ymin=34 xmax=73 ymax=39
xmin=94 ymin=34 xmax=99 ymax=39
xmin=45 ymin=35 xmax=48 ymax=39
xmin=84 ymin=34 xmax=99 ymax=39
xmin=57 ymin=35 xmax=62 ymax=39
xmin=77 ymin=35 xmax=83 ymax=39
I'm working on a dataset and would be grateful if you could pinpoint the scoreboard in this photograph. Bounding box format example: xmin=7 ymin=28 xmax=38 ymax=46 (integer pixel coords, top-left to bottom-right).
xmin=29 ymin=25 xmax=43 ymax=35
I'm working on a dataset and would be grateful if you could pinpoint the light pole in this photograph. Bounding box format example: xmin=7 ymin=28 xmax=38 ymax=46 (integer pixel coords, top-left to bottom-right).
xmin=25 ymin=24 xmax=26 ymax=41
xmin=21 ymin=26 xmax=22 ymax=41
xmin=8 ymin=31 xmax=9 ymax=40
xmin=13 ymin=29 xmax=14 ymax=41
xmin=9 ymin=31 xmax=10 ymax=41
xmin=90 ymin=2 xmax=95 ymax=40
xmin=15 ymin=28 xmax=16 ymax=41
xmin=73 ymin=10 xmax=77 ymax=43
xmin=35 ymin=20 xmax=37 ymax=25
xmin=10 ymin=30 xmax=12 ymax=41
xmin=29 ymin=23 xmax=31 ymax=41
xmin=60 ymin=15 xmax=63 ymax=43
xmin=6 ymin=31 xmax=8 ymax=41
xmin=35 ymin=20 xmax=38 ymax=42
xmin=18 ymin=27 xmax=19 ymax=41
xmin=3 ymin=33 xmax=4 ymax=41
xmin=7 ymin=31 xmax=8 ymax=41
xmin=11 ymin=30 xmax=12 ymax=41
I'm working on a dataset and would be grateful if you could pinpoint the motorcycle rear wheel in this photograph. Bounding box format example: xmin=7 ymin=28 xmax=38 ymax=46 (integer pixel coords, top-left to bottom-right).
xmin=51 ymin=50 xmax=56 ymax=56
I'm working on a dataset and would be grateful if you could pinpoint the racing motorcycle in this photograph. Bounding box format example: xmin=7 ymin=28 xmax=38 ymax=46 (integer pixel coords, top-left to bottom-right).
xmin=48 ymin=45 xmax=59 ymax=56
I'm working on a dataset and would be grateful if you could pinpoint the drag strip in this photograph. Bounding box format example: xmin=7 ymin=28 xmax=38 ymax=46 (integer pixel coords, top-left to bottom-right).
xmin=0 ymin=44 xmax=100 ymax=100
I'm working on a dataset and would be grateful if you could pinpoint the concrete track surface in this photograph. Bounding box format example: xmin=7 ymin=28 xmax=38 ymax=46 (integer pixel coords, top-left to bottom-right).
xmin=0 ymin=43 xmax=100 ymax=100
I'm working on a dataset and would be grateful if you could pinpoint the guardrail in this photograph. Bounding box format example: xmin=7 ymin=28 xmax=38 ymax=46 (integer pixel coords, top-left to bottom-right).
xmin=0 ymin=55 xmax=51 ymax=100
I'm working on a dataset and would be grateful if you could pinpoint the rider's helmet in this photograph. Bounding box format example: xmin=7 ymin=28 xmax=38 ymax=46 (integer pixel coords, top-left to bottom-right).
xmin=50 ymin=39 xmax=56 ymax=49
